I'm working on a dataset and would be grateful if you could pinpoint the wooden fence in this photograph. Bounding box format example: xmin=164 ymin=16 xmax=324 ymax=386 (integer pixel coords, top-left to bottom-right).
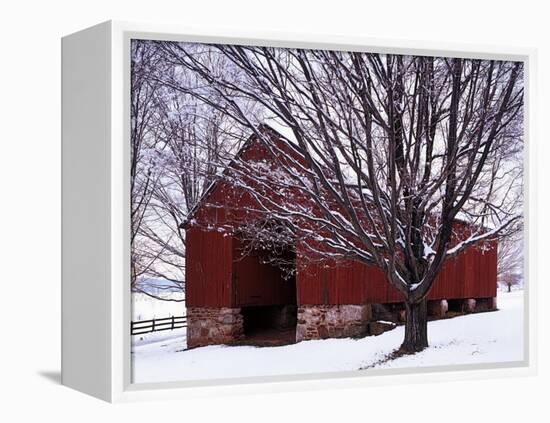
xmin=131 ymin=315 xmax=187 ymax=335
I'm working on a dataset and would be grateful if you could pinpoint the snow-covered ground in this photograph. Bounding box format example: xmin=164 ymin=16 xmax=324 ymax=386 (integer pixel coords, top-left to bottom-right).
xmin=132 ymin=292 xmax=185 ymax=321
xmin=131 ymin=291 xmax=524 ymax=384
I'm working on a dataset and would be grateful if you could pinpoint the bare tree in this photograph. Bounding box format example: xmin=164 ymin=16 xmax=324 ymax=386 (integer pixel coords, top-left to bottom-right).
xmin=497 ymin=233 xmax=523 ymax=292
xmin=131 ymin=42 xmax=255 ymax=299
xmin=137 ymin=97 xmax=247 ymax=294
xmin=131 ymin=40 xmax=163 ymax=289
xmin=155 ymin=43 xmax=523 ymax=353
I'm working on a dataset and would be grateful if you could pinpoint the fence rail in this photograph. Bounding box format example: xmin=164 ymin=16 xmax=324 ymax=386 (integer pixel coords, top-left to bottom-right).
xmin=131 ymin=315 xmax=187 ymax=335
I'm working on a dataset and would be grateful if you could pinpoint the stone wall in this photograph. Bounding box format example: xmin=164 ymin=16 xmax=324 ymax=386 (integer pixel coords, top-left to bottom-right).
xmin=296 ymin=304 xmax=371 ymax=341
xmin=186 ymin=307 xmax=244 ymax=348
xmin=428 ymin=299 xmax=449 ymax=318
xmin=187 ymin=297 xmax=497 ymax=347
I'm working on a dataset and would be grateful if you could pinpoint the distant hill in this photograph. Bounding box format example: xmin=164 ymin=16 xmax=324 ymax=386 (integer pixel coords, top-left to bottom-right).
xmin=134 ymin=277 xmax=183 ymax=296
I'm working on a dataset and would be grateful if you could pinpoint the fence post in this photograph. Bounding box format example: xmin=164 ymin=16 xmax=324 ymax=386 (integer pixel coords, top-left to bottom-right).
xmin=171 ymin=316 xmax=175 ymax=330
xmin=151 ymin=319 xmax=155 ymax=333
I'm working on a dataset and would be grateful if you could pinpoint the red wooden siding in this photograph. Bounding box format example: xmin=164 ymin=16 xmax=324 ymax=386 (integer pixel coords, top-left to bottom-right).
xmin=185 ymin=227 xmax=233 ymax=307
xmin=186 ymin=229 xmax=297 ymax=308
xmin=187 ymin=231 xmax=497 ymax=308
xmin=296 ymin=258 xmax=398 ymax=305
xmin=296 ymin=240 xmax=497 ymax=305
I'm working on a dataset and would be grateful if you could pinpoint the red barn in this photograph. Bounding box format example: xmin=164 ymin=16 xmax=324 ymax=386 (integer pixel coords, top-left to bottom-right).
xmin=183 ymin=127 xmax=498 ymax=348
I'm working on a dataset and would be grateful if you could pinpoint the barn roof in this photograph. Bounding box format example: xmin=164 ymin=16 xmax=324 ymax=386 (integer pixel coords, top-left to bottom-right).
xmin=180 ymin=124 xmax=295 ymax=229
xmin=180 ymin=124 xmax=488 ymax=238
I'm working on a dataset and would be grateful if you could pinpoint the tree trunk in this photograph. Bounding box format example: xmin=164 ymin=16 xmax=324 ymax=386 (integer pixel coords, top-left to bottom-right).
xmin=400 ymin=298 xmax=429 ymax=354
xmin=507 ymin=284 xmax=511 ymax=293
xmin=131 ymin=260 xmax=137 ymax=291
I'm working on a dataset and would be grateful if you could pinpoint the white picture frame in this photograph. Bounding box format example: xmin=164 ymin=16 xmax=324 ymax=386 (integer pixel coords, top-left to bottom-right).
xmin=61 ymin=20 xmax=537 ymax=403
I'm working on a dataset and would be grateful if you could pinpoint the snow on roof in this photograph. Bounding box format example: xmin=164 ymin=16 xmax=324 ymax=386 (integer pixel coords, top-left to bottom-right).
xmin=262 ymin=118 xmax=298 ymax=144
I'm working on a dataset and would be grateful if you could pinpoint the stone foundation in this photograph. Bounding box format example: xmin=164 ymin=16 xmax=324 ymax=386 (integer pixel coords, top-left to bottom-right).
xmin=296 ymin=304 xmax=371 ymax=341
xmin=464 ymin=298 xmax=477 ymax=313
xmin=188 ymin=297 xmax=497 ymax=347
xmin=187 ymin=307 xmax=244 ymax=348
xmin=428 ymin=299 xmax=449 ymax=318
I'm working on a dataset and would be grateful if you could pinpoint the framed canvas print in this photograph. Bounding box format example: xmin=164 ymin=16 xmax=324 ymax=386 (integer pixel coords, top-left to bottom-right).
xmin=61 ymin=21 xmax=536 ymax=402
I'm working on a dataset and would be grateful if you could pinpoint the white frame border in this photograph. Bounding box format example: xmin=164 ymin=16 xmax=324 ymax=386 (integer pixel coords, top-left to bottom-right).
xmin=104 ymin=20 xmax=536 ymax=403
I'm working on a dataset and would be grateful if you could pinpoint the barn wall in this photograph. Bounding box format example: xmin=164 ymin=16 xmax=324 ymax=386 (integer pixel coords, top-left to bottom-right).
xmin=186 ymin=134 xmax=498 ymax=309
xmin=430 ymin=240 xmax=498 ymax=300
xmin=185 ymin=227 xmax=233 ymax=308
xmin=185 ymin=228 xmax=298 ymax=308
xmin=296 ymin=241 xmax=497 ymax=306
xmin=296 ymin=258 xmax=400 ymax=305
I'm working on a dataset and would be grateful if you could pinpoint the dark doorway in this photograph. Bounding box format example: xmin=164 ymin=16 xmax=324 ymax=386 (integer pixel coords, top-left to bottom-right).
xmin=447 ymin=299 xmax=465 ymax=313
xmin=233 ymin=233 xmax=297 ymax=346
xmin=240 ymin=304 xmax=297 ymax=346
